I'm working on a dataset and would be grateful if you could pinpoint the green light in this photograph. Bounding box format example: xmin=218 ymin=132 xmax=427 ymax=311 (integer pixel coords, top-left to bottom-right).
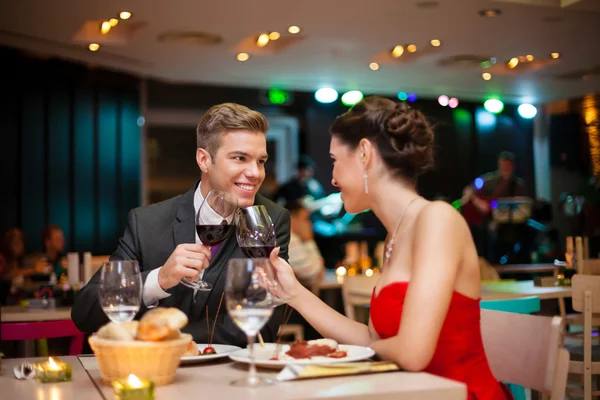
xmin=397 ymin=91 xmax=408 ymax=101
xmin=484 ymin=98 xmax=504 ymax=114
xmin=480 ymin=60 xmax=492 ymax=69
xmin=452 ymin=108 xmax=472 ymax=129
xmin=268 ymin=88 xmax=289 ymax=105
xmin=341 ymin=90 xmax=364 ymax=106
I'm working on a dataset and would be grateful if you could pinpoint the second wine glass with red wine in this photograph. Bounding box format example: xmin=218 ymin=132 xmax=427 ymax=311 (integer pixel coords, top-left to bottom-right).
xmin=181 ymin=189 xmax=237 ymax=292
xmin=236 ymin=205 xmax=276 ymax=258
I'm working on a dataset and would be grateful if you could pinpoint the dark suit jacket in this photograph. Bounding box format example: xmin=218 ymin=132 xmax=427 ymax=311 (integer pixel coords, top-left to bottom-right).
xmin=71 ymin=184 xmax=291 ymax=347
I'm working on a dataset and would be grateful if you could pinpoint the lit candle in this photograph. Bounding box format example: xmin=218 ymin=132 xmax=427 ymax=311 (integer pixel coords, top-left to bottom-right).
xmin=35 ymin=357 xmax=72 ymax=383
xmin=335 ymin=266 xmax=347 ymax=284
xmin=112 ymin=374 xmax=155 ymax=400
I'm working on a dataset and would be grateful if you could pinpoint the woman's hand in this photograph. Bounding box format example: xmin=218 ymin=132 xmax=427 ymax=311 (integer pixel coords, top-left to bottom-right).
xmin=269 ymin=247 xmax=303 ymax=304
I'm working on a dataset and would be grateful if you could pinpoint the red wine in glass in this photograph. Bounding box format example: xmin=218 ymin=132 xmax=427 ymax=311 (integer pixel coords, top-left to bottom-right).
xmin=196 ymin=223 xmax=234 ymax=246
xmin=240 ymin=245 xmax=275 ymax=258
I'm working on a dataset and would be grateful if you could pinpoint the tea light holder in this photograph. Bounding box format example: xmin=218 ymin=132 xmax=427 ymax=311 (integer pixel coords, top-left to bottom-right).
xmin=35 ymin=357 xmax=72 ymax=383
xmin=112 ymin=374 xmax=155 ymax=400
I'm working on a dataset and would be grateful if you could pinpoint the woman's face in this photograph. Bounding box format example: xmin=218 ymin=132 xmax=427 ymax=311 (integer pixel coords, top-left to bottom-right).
xmin=329 ymin=136 xmax=369 ymax=213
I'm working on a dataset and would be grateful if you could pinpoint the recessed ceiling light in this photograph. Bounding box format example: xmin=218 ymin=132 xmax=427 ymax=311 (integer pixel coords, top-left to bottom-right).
xmin=288 ymin=25 xmax=301 ymax=34
xmin=119 ymin=11 xmax=132 ymax=20
xmin=109 ymin=18 xmax=119 ymax=27
xmin=550 ymin=52 xmax=560 ymax=59
xmin=256 ymin=33 xmax=270 ymax=47
xmin=236 ymin=52 xmax=250 ymax=62
xmin=369 ymin=62 xmax=380 ymax=71
xmin=407 ymin=44 xmax=417 ymax=53
xmin=482 ymin=72 xmax=492 ymax=80
xmin=100 ymin=21 xmax=111 ymax=35
xmin=507 ymin=57 xmax=519 ymax=69
xmin=430 ymin=39 xmax=441 ymax=47
xmin=268 ymin=31 xmax=280 ymax=40
xmin=526 ymin=54 xmax=534 ymax=62
xmin=391 ymin=45 xmax=404 ymax=58
xmin=88 ymin=43 xmax=100 ymax=52
xmin=479 ymin=9 xmax=501 ymax=17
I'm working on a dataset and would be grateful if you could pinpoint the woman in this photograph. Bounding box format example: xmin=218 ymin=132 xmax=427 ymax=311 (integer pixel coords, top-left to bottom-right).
xmin=270 ymin=96 xmax=509 ymax=400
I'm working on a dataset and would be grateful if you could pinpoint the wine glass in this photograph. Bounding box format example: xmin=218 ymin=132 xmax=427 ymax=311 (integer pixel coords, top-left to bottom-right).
xmin=181 ymin=189 xmax=237 ymax=292
xmin=236 ymin=205 xmax=276 ymax=258
xmin=98 ymin=260 xmax=142 ymax=323
xmin=225 ymin=258 xmax=276 ymax=387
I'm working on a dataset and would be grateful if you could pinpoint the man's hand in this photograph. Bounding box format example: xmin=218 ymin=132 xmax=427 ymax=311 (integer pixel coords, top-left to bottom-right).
xmin=157 ymin=244 xmax=211 ymax=290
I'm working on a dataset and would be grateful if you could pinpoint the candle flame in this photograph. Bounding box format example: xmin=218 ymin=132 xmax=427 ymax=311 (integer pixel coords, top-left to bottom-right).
xmin=127 ymin=374 xmax=143 ymax=388
xmin=47 ymin=357 xmax=60 ymax=371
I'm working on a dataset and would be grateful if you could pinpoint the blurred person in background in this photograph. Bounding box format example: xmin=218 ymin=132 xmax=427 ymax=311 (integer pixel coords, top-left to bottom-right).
xmin=276 ymin=155 xmax=325 ymax=205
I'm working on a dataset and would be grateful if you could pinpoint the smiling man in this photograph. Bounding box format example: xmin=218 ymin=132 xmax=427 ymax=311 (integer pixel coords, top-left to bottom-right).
xmin=72 ymin=103 xmax=291 ymax=347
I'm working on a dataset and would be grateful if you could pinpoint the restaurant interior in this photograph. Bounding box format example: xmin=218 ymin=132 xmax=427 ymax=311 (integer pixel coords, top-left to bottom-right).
xmin=1 ymin=0 xmax=600 ymax=399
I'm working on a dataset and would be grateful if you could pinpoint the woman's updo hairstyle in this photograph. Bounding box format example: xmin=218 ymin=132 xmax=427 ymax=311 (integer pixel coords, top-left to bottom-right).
xmin=330 ymin=96 xmax=434 ymax=182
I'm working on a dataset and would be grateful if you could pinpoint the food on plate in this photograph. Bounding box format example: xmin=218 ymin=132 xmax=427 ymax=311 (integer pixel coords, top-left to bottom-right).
xmin=183 ymin=340 xmax=200 ymax=356
xmin=286 ymin=339 xmax=348 ymax=359
xmin=201 ymin=346 xmax=216 ymax=355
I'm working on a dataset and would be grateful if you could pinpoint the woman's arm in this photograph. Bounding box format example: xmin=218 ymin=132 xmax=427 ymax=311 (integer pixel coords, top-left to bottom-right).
xmin=270 ymin=249 xmax=372 ymax=345
xmin=370 ymin=202 xmax=464 ymax=370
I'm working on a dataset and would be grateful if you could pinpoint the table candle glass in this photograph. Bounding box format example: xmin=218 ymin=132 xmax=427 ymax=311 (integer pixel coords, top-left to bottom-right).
xmin=112 ymin=374 xmax=155 ymax=400
xmin=35 ymin=357 xmax=71 ymax=382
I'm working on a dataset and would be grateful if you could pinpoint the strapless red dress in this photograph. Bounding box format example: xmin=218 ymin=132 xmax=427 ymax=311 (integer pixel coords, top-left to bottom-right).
xmin=370 ymin=281 xmax=511 ymax=400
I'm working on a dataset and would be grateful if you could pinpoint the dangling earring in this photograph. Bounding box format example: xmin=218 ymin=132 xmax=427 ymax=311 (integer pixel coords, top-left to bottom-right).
xmin=363 ymin=172 xmax=369 ymax=194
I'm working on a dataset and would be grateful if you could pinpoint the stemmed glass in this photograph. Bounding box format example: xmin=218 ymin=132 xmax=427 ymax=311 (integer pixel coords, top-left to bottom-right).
xmin=225 ymin=258 xmax=276 ymax=387
xmin=98 ymin=260 xmax=142 ymax=323
xmin=181 ymin=189 xmax=237 ymax=292
xmin=236 ymin=205 xmax=276 ymax=258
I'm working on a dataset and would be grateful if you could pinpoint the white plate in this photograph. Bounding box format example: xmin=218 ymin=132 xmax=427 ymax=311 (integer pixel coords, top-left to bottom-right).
xmin=180 ymin=343 xmax=242 ymax=364
xmin=229 ymin=343 xmax=375 ymax=368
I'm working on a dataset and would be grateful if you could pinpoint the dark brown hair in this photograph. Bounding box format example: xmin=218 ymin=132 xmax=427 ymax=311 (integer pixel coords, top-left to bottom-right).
xmin=330 ymin=96 xmax=434 ymax=182
xmin=196 ymin=103 xmax=269 ymax=155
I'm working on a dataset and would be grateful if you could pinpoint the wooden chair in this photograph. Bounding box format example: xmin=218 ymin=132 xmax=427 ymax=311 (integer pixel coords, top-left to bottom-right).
xmin=1 ymin=320 xmax=84 ymax=355
xmin=567 ymin=274 xmax=600 ymax=400
xmin=481 ymin=309 xmax=569 ymax=400
xmin=341 ymin=274 xmax=377 ymax=322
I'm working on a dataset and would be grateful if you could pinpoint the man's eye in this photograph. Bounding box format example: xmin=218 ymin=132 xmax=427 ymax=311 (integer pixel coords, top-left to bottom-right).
xmin=234 ymin=156 xmax=245 ymax=161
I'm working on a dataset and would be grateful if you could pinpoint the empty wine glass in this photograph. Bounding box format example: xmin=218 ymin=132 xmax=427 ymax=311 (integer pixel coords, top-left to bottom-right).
xmin=236 ymin=205 xmax=276 ymax=258
xmin=181 ymin=189 xmax=237 ymax=292
xmin=225 ymin=258 xmax=276 ymax=387
xmin=99 ymin=260 xmax=142 ymax=323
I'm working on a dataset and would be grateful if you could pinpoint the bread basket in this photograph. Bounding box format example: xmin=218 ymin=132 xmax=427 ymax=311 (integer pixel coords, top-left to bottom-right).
xmin=89 ymin=333 xmax=192 ymax=385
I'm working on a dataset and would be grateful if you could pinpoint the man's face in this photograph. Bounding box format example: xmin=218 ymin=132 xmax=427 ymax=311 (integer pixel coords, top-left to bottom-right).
xmin=498 ymin=159 xmax=514 ymax=180
xmin=46 ymin=230 xmax=65 ymax=253
xmin=197 ymin=130 xmax=267 ymax=208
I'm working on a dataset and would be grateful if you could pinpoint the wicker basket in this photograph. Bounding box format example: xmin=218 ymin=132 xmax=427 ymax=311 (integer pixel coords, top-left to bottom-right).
xmin=89 ymin=333 xmax=192 ymax=385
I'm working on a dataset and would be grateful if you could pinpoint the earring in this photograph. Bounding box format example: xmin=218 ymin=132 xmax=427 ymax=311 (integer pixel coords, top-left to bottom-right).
xmin=363 ymin=172 xmax=369 ymax=194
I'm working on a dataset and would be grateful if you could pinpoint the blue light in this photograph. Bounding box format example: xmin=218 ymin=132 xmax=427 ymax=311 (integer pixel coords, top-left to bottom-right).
xmin=474 ymin=177 xmax=484 ymax=190
xmin=476 ymin=108 xmax=496 ymax=131
xmin=397 ymin=92 xmax=408 ymax=101
xmin=407 ymin=93 xmax=417 ymax=103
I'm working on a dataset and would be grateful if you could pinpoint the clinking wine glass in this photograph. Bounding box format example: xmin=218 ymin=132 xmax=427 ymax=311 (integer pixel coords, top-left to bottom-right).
xmin=99 ymin=260 xmax=142 ymax=323
xmin=236 ymin=205 xmax=276 ymax=258
xmin=225 ymin=258 xmax=276 ymax=387
xmin=181 ymin=189 xmax=238 ymax=292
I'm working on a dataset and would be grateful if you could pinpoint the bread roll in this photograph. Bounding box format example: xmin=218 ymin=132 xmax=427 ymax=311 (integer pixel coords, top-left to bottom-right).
xmin=97 ymin=321 xmax=139 ymax=341
xmin=140 ymin=307 xmax=188 ymax=330
xmin=183 ymin=341 xmax=199 ymax=356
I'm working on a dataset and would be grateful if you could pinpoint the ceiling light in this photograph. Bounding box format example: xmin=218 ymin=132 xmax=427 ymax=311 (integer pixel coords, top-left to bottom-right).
xmin=484 ymin=99 xmax=504 ymax=114
xmin=268 ymin=31 xmax=280 ymax=40
xmin=526 ymin=54 xmax=534 ymax=62
xmin=100 ymin=21 xmax=111 ymax=35
xmin=430 ymin=39 xmax=441 ymax=47
xmin=119 ymin=11 xmax=132 ymax=20
xmin=397 ymin=92 xmax=408 ymax=101
xmin=88 ymin=43 xmax=100 ymax=52
xmin=369 ymin=62 xmax=380 ymax=71
xmin=438 ymin=95 xmax=449 ymax=106
xmin=391 ymin=45 xmax=404 ymax=58
xmin=507 ymin=57 xmax=519 ymax=69
xmin=109 ymin=18 xmax=119 ymax=27
xmin=288 ymin=25 xmax=301 ymax=34
xmin=482 ymin=72 xmax=492 ymax=81
xmin=315 ymin=87 xmax=338 ymax=104
xmin=407 ymin=93 xmax=417 ymax=103
xmin=341 ymin=90 xmax=364 ymax=106
xmin=236 ymin=52 xmax=250 ymax=62
xmin=407 ymin=44 xmax=417 ymax=53
xmin=449 ymin=97 xmax=459 ymax=108
xmin=256 ymin=33 xmax=270 ymax=47
xmin=518 ymin=103 xmax=537 ymax=119
xmin=550 ymin=52 xmax=560 ymax=59
xmin=478 ymin=9 xmax=501 ymax=17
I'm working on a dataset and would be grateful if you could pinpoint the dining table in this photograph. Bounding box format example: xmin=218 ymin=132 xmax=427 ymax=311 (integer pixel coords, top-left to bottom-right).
xmin=0 ymin=355 xmax=468 ymax=400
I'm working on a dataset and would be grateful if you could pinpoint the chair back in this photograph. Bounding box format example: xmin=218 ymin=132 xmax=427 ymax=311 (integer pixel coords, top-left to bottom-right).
xmin=572 ymin=274 xmax=600 ymax=313
xmin=481 ymin=310 xmax=569 ymax=400
xmin=341 ymin=274 xmax=377 ymax=321
xmin=1 ymin=320 xmax=84 ymax=355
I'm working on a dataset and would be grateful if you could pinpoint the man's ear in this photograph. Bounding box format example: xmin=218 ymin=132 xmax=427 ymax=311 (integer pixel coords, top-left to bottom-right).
xmin=196 ymin=148 xmax=211 ymax=174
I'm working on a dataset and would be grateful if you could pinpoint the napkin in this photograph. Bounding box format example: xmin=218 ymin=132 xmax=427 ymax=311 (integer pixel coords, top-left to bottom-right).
xmin=277 ymin=361 xmax=399 ymax=381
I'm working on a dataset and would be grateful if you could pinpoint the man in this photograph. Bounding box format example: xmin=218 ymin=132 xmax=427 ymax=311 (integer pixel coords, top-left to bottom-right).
xmin=42 ymin=225 xmax=66 ymax=277
xmin=72 ymin=103 xmax=291 ymax=346
xmin=286 ymin=200 xmax=324 ymax=291
xmin=276 ymin=155 xmax=324 ymax=205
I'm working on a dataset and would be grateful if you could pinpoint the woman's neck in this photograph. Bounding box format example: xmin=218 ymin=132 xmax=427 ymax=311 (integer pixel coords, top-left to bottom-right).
xmin=369 ymin=176 xmax=421 ymax=233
